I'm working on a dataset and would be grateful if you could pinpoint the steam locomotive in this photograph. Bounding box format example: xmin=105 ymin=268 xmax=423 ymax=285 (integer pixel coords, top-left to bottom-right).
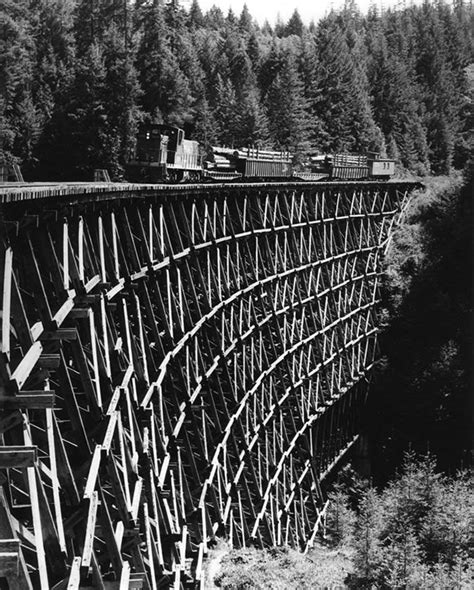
xmin=127 ymin=123 xmax=395 ymax=182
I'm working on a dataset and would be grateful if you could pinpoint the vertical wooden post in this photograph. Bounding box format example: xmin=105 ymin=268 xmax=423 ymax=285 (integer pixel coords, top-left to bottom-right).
xmin=1 ymin=246 xmax=12 ymax=359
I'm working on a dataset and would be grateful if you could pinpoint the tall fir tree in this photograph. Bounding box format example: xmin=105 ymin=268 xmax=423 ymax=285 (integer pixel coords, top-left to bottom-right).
xmin=193 ymin=96 xmax=218 ymax=150
xmin=238 ymin=4 xmax=255 ymax=35
xmin=214 ymin=75 xmax=239 ymax=146
xmin=285 ymin=10 xmax=305 ymax=37
xmin=235 ymin=88 xmax=270 ymax=146
xmin=102 ymin=21 xmax=142 ymax=178
xmin=187 ymin=0 xmax=204 ymax=28
xmin=297 ymin=31 xmax=327 ymax=149
xmin=221 ymin=30 xmax=255 ymax=97
xmin=265 ymin=51 xmax=313 ymax=157
xmin=313 ymin=15 xmax=358 ymax=151
xmin=246 ymin=30 xmax=262 ymax=75
xmin=136 ymin=0 xmax=192 ymax=126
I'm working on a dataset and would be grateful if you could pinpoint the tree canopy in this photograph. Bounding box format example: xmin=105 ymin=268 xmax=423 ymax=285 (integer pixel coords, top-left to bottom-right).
xmin=0 ymin=0 xmax=472 ymax=179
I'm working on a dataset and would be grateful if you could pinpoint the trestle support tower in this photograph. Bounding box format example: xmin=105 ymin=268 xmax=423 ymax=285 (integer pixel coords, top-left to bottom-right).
xmin=0 ymin=181 xmax=419 ymax=588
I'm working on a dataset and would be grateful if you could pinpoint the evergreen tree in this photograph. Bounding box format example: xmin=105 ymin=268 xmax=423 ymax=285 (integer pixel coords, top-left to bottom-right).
xmin=136 ymin=0 xmax=192 ymax=125
xmin=188 ymin=0 xmax=204 ymax=29
xmin=239 ymin=4 xmax=254 ymax=35
xmin=221 ymin=31 xmax=255 ymax=97
xmin=235 ymin=88 xmax=270 ymax=146
xmin=274 ymin=16 xmax=286 ymax=38
xmin=345 ymin=18 xmax=385 ymax=152
xmin=297 ymin=32 xmax=327 ymax=149
xmin=246 ymin=30 xmax=262 ymax=75
xmin=353 ymin=489 xmax=385 ymax=586
xmin=214 ymin=75 xmax=239 ymax=146
xmin=193 ymin=96 xmax=218 ymax=150
xmin=101 ymin=22 xmax=141 ymax=178
xmin=265 ymin=52 xmax=313 ymax=157
xmin=225 ymin=8 xmax=238 ymax=30
xmin=205 ymin=6 xmax=225 ymax=30
xmin=261 ymin=20 xmax=273 ymax=36
xmin=313 ymin=16 xmax=358 ymax=151
xmin=442 ymin=1 xmax=473 ymax=168
xmin=285 ymin=9 xmax=305 ymax=37
xmin=36 ymin=41 xmax=110 ymax=180
xmin=66 ymin=43 xmax=110 ymax=178
xmin=258 ymin=40 xmax=285 ymax=100
xmin=195 ymin=28 xmax=222 ymax=103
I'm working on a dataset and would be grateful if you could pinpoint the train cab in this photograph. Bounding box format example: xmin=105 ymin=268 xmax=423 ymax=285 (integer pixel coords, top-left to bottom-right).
xmin=133 ymin=124 xmax=168 ymax=165
xmin=128 ymin=124 xmax=202 ymax=181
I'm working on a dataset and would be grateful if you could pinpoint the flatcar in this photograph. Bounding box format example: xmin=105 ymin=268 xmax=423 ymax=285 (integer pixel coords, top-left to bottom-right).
xmin=206 ymin=146 xmax=293 ymax=181
xmin=127 ymin=124 xmax=396 ymax=182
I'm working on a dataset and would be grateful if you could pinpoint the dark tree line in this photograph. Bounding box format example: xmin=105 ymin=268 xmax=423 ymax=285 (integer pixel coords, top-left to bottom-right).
xmin=368 ymin=167 xmax=473 ymax=481
xmin=0 ymin=0 xmax=472 ymax=180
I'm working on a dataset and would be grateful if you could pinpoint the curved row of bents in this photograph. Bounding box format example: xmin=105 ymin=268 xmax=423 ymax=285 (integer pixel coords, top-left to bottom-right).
xmin=90 ymin=194 xmax=386 ymax=544
xmin=54 ymin=190 xmax=386 ymax=536
xmin=61 ymin=192 xmax=386 ymax=552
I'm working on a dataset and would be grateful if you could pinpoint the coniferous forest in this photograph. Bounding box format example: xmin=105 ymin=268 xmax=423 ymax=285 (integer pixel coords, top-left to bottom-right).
xmin=0 ymin=0 xmax=473 ymax=180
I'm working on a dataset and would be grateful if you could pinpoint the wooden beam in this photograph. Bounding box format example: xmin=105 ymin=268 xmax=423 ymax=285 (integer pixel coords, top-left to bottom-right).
xmin=0 ymin=392 xmax=55 ymax=409
xmin=0 ymin=446 xmax=37 ymax=469
xmin=41 ymin=328 xmax=77 ymax=341
xmin=83 ymin=445 xmax=103 ymax=500
xmin=2 ymin=247 xmax=13 ymax=359
xmin=81 ymin=491 xmax=99 ymax=568
xmin=67 ymin=556 xmax=81 ymax=589
xmin=119 ymin=560 xmax=130 ymax=590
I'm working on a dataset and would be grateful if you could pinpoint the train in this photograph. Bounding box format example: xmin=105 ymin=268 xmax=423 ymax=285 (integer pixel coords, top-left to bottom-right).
xmin=126 ymin=123 xmax=396 ymax=183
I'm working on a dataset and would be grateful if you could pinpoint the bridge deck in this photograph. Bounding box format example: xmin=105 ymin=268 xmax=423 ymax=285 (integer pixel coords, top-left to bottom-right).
xmin=0 ymin=179 xmax=419 ymax=204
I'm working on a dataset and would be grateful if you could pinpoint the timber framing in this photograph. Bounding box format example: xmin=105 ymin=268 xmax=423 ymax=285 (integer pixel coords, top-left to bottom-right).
xmin=0 ymin=181 xmax=421 ymax=588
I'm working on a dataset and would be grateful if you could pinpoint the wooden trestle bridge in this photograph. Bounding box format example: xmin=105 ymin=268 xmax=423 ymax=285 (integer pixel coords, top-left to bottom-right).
xmin=0 ymin=180 xmax=420 ymax=589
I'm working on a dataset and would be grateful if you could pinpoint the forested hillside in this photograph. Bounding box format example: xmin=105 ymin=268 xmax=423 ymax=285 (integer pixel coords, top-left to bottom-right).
xmin=1 ymin=0 xmax=472 ymax=180
xmin=368 ymin=169 xmax=473 ymax=480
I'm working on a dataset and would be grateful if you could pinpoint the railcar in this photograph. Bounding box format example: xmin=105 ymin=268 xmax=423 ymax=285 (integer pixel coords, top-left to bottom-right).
xmin=206 ymin=146 xmax=293 ymax=180
xmin=367 ymin=156 xmax=396 ymax=178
